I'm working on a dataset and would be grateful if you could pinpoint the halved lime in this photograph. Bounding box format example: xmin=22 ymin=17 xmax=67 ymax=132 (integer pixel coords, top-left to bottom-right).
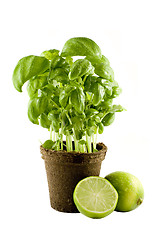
xmin=73 ymin=176 xmax=118 ymax=218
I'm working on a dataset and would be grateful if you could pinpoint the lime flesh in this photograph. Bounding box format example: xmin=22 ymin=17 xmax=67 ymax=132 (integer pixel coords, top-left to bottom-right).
xmin=73 ymin=176 xmax=118 ymax=218
xmin=105 ymin=171 xmax=144 ymax=212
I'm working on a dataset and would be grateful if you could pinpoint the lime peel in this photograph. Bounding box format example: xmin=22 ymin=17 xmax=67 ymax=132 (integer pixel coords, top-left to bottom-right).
xmin=105 ymin=171 xmax=144 ymax=212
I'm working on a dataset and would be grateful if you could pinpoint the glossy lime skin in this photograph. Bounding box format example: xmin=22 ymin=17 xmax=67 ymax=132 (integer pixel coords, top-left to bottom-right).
xmin=105 ymin=171 xmax=144 ymax=212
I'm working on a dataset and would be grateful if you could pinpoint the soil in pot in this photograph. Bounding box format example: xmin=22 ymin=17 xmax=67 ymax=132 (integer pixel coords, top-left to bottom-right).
xmin=40 ymin=142 xmax=107 ymax=213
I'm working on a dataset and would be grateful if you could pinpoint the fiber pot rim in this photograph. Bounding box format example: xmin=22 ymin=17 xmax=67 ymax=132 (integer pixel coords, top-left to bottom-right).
xmin=40 ymin=142 xmax=107 ymax=164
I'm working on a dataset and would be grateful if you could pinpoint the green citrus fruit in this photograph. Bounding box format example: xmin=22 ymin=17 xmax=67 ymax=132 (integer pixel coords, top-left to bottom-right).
xmin=73 ymin=176 xmax=118 ymax=218
xmin=105 ymin=171 xmax=144 ymax=212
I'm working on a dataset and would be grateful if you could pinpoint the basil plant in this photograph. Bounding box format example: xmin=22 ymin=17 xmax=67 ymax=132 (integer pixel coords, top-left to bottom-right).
xmin=12 ymin=37 xmax=124 ymax=153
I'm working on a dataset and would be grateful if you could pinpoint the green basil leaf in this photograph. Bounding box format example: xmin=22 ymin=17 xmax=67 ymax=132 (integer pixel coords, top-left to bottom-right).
xmin=96 ymin=99 xmax=113 ymax=112
xmin=75 ymin=130 xmax=84 ymax=140
xmin=59 ymin=90 xmax=69 ymax=108
xmin=28 ymin=97 xmax=48 ymax=124
xmin=85 ymin=108 xmax=99 ymax=117
xmin=12 ymin=55 xmax=49 ymax=92
xmin=51 ymin=96 xmax=61 ymax=108
xmin=87 ymin=126 xmax=96 ymax=136
xmin=39 ymin=113 xmax=51 ymax=129
xmin=102 ymin=113 xmax=115 ymax=126
xmin=84 ymin=75 xmax=97 ymax=92
xmin=61 ymin=111 xmax=70 ymax=127
xmin=41 ymin=49 xmax=60 ymax=60
xmin=38 ymin=84 xmax=57 ymax=98
xmin=98 ymin=122 xmax=104 ymax=134
xmin=111 ymin=105 xmax=125 ymax=113
xmin=101 ymin=55 xmax=110 ymax=65
xmin=50 ymin=55 xmax=69 ymax=71
xmin=94 ymin=115 xmax=101 ymax=123
xmin=71 ymin=116 xmax=84 ymax=140
xmin=71 ymin=116 xmax=83 ymax=126
xmin=86 ymin=55 xmax=110 ymax=68
xmin=42 ymin=140 xmax=59 ymax=150
xmin=48 ymin=110 xmax=60 ymax=121
xmin=97 ymin=78 xmax=113 ymax=96
xmin=50 ymin=68 xmax=69 ymax=83
xmin=61 ymin=37 xmax=102 ymax=57
xmin=65 ymin=56 xmax=73 ymax=66
xmin=48 ymin=110 xmax=60 ymax=132
xmin=42 ymin=140 xmax=55 ymax=149
xmin=27 ymin=76 xmax=48 ymax=98
xmin=70 ymin=87 xmax=85 ymax=113
xmin=74 ymin=111 xmax=86 ymax=119
xmin=51 ymin=55 xmax=62 ymax=68
xmin=59 ymin=86 xmax=75 ymax=108
xmin=69 ymin=59 xmax=94 ymax=80
xmin=99 ymin=78 xmax=112 ymax=87
xmin=95 ymin=64 xmax=114 ymax=81
xmin=92 ymin=82 xmax=105 ymax=106
xmin=79 ymin=139 xmax=86 ymax=145
xmin=88 ymin=119 xmax=96 ymax=127
xmin=111 ymin=86 xmax=122 ymax=98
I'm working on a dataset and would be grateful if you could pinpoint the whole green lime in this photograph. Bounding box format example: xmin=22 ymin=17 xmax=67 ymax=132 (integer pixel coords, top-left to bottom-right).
xmin=105 ymin=171 xmax=144 ymax=212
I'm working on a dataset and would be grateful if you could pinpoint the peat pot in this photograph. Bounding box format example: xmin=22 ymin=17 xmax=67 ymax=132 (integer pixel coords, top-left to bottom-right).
xmin=40 ymin=142 xmax=107 ymax=213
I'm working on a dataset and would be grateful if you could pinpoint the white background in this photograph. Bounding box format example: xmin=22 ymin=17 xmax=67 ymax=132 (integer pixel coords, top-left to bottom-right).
xmin=0 ymin=0 xmax=159 ymax=239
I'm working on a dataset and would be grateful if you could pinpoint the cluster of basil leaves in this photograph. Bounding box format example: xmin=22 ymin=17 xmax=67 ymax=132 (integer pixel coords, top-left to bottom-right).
xmin=12 ymin=37 xmax=124 ymax=152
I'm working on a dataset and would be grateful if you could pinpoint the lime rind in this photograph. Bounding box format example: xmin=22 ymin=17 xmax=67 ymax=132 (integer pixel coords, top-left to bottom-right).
xmin=73 ymin=176 xmax=118 ymax=218
xmin=105 ymin=171 xmax=144 ymax=212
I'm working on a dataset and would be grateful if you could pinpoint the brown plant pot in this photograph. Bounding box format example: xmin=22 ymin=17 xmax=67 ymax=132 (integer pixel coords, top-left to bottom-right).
xmin=40 ymin=142 xmax=107 ymax=213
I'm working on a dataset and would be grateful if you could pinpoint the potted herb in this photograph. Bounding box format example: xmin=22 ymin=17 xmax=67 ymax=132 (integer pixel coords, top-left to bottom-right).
xmin=12 ymin=37 xmax=124 ymax=212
